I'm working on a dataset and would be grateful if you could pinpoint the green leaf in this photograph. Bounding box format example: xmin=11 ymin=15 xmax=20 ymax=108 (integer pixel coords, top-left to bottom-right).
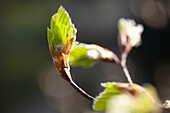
xmin=69 ymin=43 xmax=96 ymax=68
xmin=47 ymin=27 xmax=55 ymax=50
xmin=93 ymin=82 xmax=121 ymax=111
xmin=93 ymin=82 xmax=162 ymax=113
xmin=47 ymin=6 xmax=77 ymax=53
xmin=106 ymin=85 xmax=162 ymax=113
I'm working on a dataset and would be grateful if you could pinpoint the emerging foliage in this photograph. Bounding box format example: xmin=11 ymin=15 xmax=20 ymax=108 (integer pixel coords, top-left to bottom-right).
xmin=47 ymin=5 xmax=78 ymax=70
xmin=93 ymin=82 xmax=162 ymax=113
xmin=93 ymin=82 xmax=121 ymax=111
xmin=70 ymin=43 xmax=120 ymax=68
xmin=107 ymin=84 xmax=162 ymax=113
xmin=47 ymin=6 xmax=95 ymax=100
xmin=118 ymin=18 xmax=143 ymax=53
xmin=69 ymin=43 xmax=96 ymax=68
xmin=47 ymin=6 xmax=77 ymax=55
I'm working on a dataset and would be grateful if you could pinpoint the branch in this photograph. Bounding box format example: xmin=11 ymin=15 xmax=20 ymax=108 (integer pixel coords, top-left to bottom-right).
xmin=54 ymin=59 xmax=95 ymax=101
xmin=120 ymin=52 xmax=133 ymax=84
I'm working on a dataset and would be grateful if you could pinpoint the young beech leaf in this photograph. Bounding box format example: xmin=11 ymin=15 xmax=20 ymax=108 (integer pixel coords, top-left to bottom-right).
xmin=69 ymin=43 xmax=96 ymax=68
xmin=47 ymin=5 xmax=77 ymax=81
xmin=106 ymin=84 xmax=162 ymax=113
xmin=47 ymin=6 xmax=95 ymax=100
xmin=48 ymin=5 xmax=77 ymax=55
xmin=93 ymin=82 xmax=162 ymax=113
xmin=93 ymin=82 xmax=121 ymax=111
xmin=69 ymin=43 xmax=120 ymax=68
xmin=47 ymin=5 xmax=78 ymax=71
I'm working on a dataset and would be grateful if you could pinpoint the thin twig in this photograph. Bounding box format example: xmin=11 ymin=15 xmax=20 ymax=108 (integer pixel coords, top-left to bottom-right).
xmin=52 ymin=48 xmax=95 ymax=101
xmin=121 ymin=52 xmax=133 ymax=84
xmin=64 ymin=68 xmax=95 ymax=101
xmin=70 ymin=80 xmax=96 ymax=101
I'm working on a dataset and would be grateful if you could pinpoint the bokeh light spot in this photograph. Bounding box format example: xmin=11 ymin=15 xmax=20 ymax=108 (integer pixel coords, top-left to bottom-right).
xmin=141 ymin=0 xmax=168 ymax=28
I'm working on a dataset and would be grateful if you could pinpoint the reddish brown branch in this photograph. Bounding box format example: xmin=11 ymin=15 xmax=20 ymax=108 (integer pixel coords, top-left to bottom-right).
xmin=53 ymin=59 xmax=95 ymax=101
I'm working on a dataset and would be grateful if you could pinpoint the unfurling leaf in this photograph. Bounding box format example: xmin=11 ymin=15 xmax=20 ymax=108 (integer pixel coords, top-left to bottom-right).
xmin=92 ymin=82 xmax=121 ymax=111
xmin=69 ymin=43 xmax=120 ymax=68
xmin=93 ymin=82 xmax=162 ymax=113
xmin=93 ymin=82 xmax=144 ymax=111
xmin=47 ymin=6 xmax=94 ymax=101
xmin=47 ymin=5 xmax=77 ymax=71
xmin=48 ymin=6 xmax=77 ymax=54
xmin=69 ymin=43 xmax=96 ymax=68
xmin=106 ymin=84 xmax=162 ymax=113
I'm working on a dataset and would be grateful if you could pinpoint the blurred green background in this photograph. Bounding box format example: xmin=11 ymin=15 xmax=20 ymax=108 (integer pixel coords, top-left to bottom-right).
xmin=1 ymin=0 xmax=170 ymax=113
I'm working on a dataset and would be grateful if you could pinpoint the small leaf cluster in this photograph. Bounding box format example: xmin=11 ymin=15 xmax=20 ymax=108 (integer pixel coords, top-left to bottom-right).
xmin=47 ymin=6 xmax=77 ymax=55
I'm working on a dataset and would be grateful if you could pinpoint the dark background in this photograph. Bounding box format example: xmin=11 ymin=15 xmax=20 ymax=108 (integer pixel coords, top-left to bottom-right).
xmin=1 ymin=0 xmax=170 ymax=113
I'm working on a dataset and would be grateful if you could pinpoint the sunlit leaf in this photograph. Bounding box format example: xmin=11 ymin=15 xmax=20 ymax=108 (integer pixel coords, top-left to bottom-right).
xmin=69 ymin=42 xmax=120 ymax=68
xmin=93 ymin=82 xmax=122 ymax=111
xmin=47 ymin=5 xmax=77 ymax=54
xmin=69 ymin=43 xmax=96 ymax=68
xmin=106 ymin=84 xmax=162 ymax=113
xmin=47 ymin=6 xmax=78 ymax=81
xmin=93 ymin=82 xmax=162 ymax=113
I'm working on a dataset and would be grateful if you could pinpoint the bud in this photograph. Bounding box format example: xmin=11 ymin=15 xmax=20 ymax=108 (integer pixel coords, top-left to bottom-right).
xmin=118 ymin=18 xmax=144 ymax=53
xmin=85 ymin=44 xmax=120 ymax=63
xmin=47 ymin=6 xmax=77 ymax=82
